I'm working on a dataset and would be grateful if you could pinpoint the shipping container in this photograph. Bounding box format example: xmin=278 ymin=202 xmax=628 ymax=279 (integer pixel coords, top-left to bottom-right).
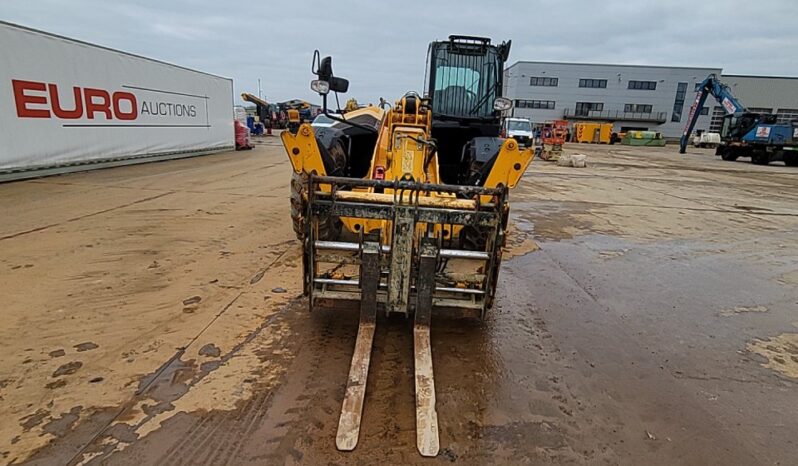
xmin=0 ymin=21 xmax=234 ymax=181
xmin=573 ymin=122 xmax=613 ymax=144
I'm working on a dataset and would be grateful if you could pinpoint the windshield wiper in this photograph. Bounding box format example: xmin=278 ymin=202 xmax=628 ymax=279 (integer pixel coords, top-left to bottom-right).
xmin=468 ymin=80 xmax=499 ymax=115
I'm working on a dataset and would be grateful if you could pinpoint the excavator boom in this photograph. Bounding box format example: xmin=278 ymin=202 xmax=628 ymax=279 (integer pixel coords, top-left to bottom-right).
xmin=679 ymin=74 xmax=746 ymax=153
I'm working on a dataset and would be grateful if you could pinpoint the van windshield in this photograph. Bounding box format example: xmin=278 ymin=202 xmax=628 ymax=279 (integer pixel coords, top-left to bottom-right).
xmin=507 ymin=120 xmax=531 ymax=132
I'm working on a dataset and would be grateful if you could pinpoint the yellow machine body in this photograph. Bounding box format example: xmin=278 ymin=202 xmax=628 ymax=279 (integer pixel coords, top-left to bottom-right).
xmin=281 ymin=98 xmax=533 ymax=242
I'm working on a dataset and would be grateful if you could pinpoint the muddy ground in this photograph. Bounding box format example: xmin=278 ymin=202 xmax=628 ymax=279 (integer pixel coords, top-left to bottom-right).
xmin=1 ymin=139 xmax=797 ymax=465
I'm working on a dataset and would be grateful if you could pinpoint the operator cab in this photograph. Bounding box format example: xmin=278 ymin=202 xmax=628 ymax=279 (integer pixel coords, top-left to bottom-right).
xmin=425 ymin=36 xmax=511 ymax=123
xmin=425 ymin=35 xmax=513 ymax=184
xmin=720 ymin=112 xmax=777 ymax=140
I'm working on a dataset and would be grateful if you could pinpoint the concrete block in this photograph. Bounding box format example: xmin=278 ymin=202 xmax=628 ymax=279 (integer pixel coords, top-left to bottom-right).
xmin=557 ymin=153 xmax=588 ymax=167
xmin=557 ymin=153 xmax=573 ymax=167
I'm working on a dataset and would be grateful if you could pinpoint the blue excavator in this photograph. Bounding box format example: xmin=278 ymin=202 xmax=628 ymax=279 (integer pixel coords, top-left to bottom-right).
xmin=679 ymin=74 xmax=798 ymax=166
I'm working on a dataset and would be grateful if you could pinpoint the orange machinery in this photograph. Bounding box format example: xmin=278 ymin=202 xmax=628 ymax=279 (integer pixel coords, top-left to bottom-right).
xmin=541 ymin=119 xmax=568 ymax=145
xmin=539 ymin=119 xmax=568 ymax=160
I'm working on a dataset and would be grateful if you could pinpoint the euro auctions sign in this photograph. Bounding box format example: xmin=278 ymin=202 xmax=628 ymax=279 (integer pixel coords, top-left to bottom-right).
xmin=0 ymin=21 xmax=234 ymax=174
xmin=12 ymin=80 xmax=205 ymax=124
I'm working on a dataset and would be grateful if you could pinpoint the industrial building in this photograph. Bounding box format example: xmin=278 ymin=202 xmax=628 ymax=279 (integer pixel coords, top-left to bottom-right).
xmin=504 ymin=61 xmax=798 ymax=139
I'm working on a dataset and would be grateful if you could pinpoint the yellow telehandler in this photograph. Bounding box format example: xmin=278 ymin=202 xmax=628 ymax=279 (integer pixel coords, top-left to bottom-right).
xmin=280 ymin=35 xmax=533 ymax=457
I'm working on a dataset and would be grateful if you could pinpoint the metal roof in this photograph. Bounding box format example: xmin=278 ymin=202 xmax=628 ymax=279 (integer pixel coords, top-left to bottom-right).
xmin=506 ymin=60 xmax=721 ymax=72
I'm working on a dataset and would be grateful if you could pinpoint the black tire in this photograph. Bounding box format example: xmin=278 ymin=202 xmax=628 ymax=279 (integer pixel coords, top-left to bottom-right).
xmin=784 ymin=154 xmax=798 ymax=167
xmin=751 ymin=152 xmax=770 ymax=165
xmin=720 ymin=151 xmax=738 ymax=161
xmin=290 ymin=171 xmax=340 ymax=241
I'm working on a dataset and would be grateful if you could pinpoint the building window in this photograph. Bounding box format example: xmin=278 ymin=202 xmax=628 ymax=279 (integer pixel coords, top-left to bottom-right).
xmin=628 ymin=80 xmax=657 ymax=90
xmin=529 ymin=76 xmax=558 ymax=87
xmin=624 ymin=104 xmax=653 ymax=113
xmin=747 ymin=107 xmax=773 ymax=114
xmin=515 ymin=99 xmax=555 ymax=109
xmin=579 ymin=78 xmax=607 ymax=88
xmin=575 ymin=102 xmax=604 ymax=116
xmin=776 ymin=108 xmax=798 ymax=124
xmin=700 ymin=107 xmax=709 ymax=115
xmin=671 ymin=82 xmax=688 ymax=122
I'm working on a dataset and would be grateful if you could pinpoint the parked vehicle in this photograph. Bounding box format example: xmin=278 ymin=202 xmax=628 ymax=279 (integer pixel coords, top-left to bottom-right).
xmin=503 ymin=117 xmax=533 ymax=147
xmin=679 ymin=74 xmax=798 ymax=166
xmin=280 ymin=35 xmax=530 ymax=457
xmin=538 ymin=120 xmax=568 ymax=160
xmin=242 ymin=93 xmax=282 ymax=129
xmin=692 ymin=130 xmax=721 ymax=148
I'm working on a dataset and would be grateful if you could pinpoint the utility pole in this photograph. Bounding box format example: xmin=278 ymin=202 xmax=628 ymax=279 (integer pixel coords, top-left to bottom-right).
xmin=258 ymin=78 xmax=262 ymax=100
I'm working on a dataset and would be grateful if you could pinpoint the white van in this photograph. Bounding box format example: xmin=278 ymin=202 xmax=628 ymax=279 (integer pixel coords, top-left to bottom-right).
xmin=503 ymin=118 xmax=534 ymax=147
xmin=692 ymin=131 xmax=721 ymax=148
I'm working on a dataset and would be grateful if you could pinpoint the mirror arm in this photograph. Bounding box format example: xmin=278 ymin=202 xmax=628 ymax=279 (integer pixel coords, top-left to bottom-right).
xmin=311 ymin=50 xmax=321 ymax=75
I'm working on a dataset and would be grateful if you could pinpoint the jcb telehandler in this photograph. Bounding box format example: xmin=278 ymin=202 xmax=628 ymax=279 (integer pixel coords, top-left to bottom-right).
xmin=280 ymin=35 xmax=533 ymax=457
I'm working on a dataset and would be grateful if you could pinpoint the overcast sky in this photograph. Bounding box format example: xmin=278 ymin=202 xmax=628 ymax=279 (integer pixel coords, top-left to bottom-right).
xmin=3 ymin=0 xmax=798 ymax=107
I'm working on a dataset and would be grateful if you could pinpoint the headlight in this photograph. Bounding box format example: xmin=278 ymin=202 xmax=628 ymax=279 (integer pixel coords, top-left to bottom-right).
xmin=493 ymin=97 xmax=512 ymax=111
xmin=311 ymin=79 xmax=330 ymax=95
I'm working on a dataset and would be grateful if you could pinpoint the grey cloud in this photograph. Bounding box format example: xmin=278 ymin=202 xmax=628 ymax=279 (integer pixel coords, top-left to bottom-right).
xmin=3 ymin=0 xmax=797 ymax=107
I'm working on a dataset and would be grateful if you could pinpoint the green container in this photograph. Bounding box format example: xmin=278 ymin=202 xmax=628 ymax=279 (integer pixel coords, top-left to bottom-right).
xmin=621 ymin=130 xmax=666 ymax=146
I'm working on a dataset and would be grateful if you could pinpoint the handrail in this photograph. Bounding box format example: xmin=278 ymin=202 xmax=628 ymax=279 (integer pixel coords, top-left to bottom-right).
xmin=562 ymin=108 xmax=667 ymax=122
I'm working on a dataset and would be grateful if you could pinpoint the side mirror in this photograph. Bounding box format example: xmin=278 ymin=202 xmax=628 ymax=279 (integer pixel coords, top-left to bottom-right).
xmin=493 ymin=97 xmax=512 ymax=111
xmin=312 ymin=54 xmax=350 ymax=95
xmin=329 ymin=76 xmax=349 ymax=93
xmin=318 ymin=56 xmax=333 ymax=80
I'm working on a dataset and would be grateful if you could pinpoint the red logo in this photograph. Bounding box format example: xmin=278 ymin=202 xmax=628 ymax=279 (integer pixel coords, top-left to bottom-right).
xmin=12 ymin=79 xmax=138 ymax=120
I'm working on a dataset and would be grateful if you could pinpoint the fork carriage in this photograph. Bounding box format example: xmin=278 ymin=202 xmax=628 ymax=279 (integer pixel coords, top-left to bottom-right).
xmin=304 ymin=175 xmax=508 ymax=319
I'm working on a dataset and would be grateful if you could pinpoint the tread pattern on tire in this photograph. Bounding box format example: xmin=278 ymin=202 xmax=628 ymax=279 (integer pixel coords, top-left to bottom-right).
xmin=290 ymin=171 xmax=340 ymax=241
